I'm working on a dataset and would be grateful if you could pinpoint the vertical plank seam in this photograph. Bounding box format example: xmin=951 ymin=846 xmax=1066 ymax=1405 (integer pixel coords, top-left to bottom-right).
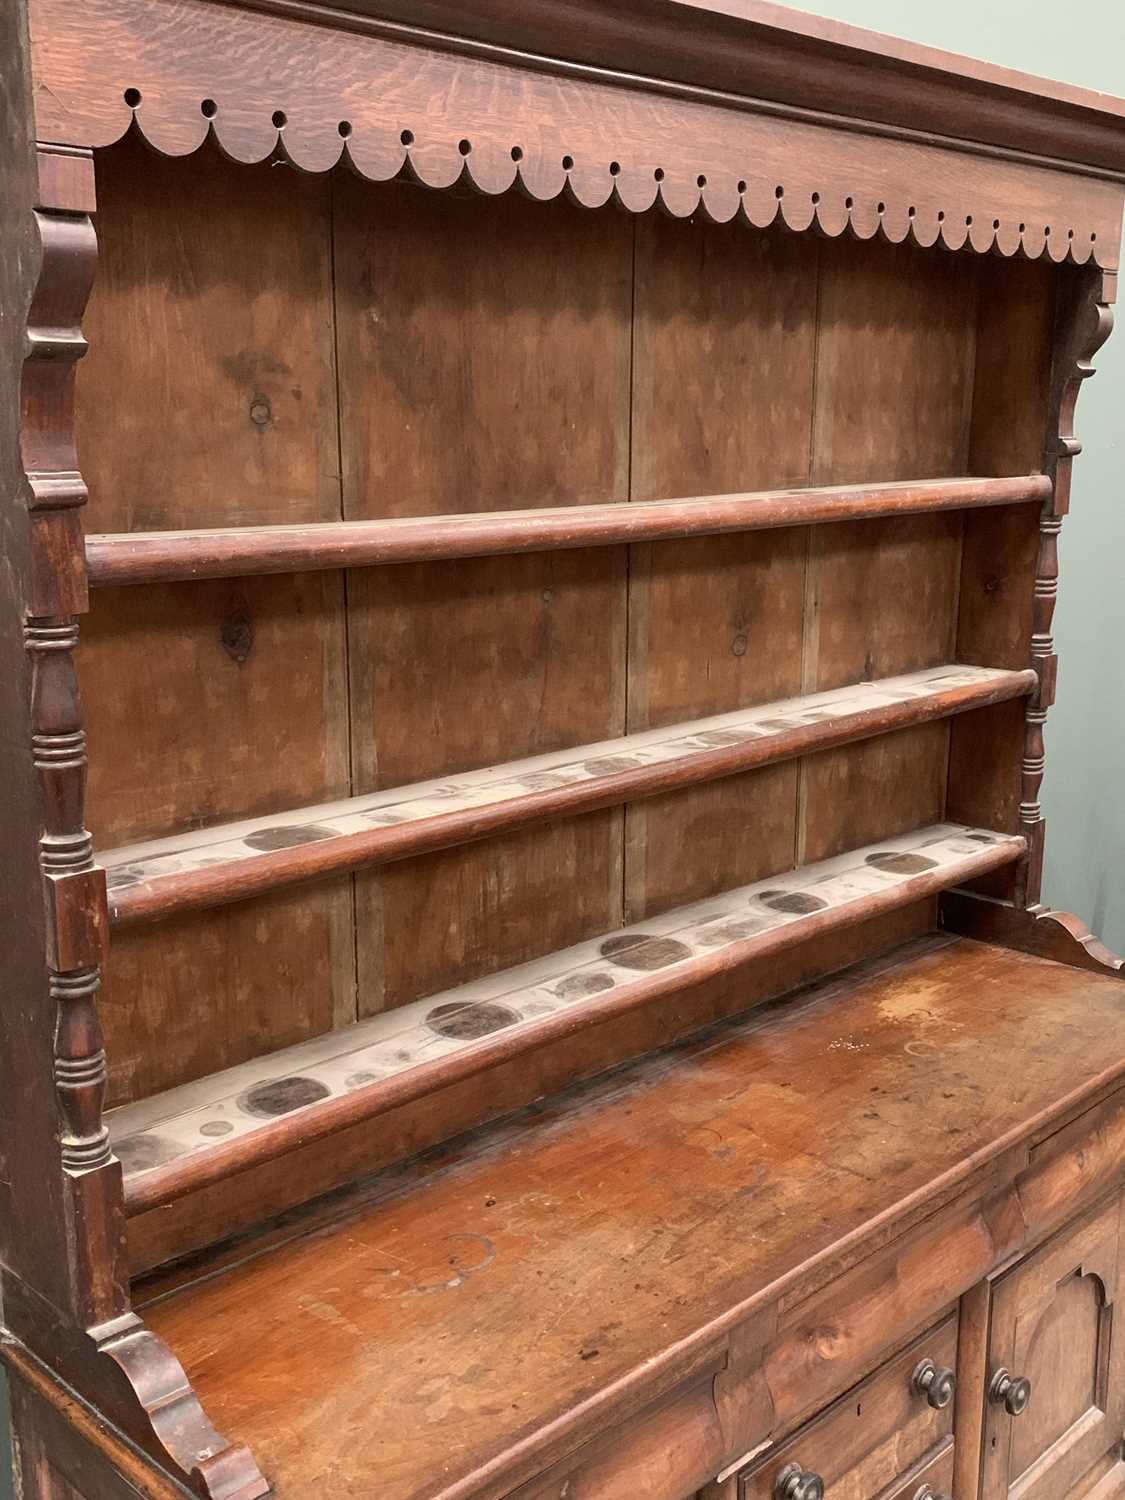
xmin=794 ymin=238 xmax=825 ymax=873
xmin=327 ymin=169 xmax=362 ymax=1027
xmin=943 ymin=261 xmax=983 ymax=824
xmin=619 ymin=214 xmax=639 ymax=929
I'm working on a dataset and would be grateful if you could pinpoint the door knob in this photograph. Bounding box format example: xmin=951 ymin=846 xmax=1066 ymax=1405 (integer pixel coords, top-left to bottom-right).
xmin=912 ymin=1357 xmax=956 ymax=1410
xmin=913 ymin=1486 xmax=951 ymax=1500
xmin=773 ymin=1461 xmax=825 ymax=1500
xmin=989 ymin=1367 xmax=1032 ymax=1416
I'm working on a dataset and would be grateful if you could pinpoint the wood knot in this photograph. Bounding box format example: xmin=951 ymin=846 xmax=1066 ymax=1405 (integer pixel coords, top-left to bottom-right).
xmin=221 ymin=612 xmax=254 ymax=665
xmin=249 ymin=394 xmax=273 ymax=428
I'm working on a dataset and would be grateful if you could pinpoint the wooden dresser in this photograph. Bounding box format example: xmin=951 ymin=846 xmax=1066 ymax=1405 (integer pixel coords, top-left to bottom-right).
xmin=4 ymin=3 xmax=1125 ymax=1499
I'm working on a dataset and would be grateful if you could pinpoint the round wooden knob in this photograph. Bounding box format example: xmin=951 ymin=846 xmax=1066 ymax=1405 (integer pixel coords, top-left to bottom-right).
xmin=989 ymin=1367 xmax=1032 ymax=1416
xmin=773 ymin=1461 xmax=825 ymax=1500
xmin=913 ymin=1485 xmax=951 ymax=1500
xmin=911 ymin=1357 xmax=956 ymax=1410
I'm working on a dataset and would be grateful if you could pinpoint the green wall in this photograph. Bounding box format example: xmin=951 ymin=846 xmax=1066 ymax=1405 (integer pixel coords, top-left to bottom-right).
xmin=807 ymin=4 xmax=1125 ymax=957
xmin=1 ymin=5 xmax=1121 ymax=1495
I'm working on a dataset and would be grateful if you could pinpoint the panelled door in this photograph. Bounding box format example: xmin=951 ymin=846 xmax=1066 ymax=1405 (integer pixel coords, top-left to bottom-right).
xmin=980 ymin=1193 xmax=1125 ymax=1500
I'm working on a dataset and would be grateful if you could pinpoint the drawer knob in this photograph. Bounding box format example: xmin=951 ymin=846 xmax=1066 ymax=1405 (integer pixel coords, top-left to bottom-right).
xmin=913 ymin=1486 xmax=951 ymax=1500
xmin=911 ymin=1357 xmax=956 ymax=1410
xmin=774 ymin=1461 xmax=825 ymax=1500
xmin=989 ymin=1367 xmax=1032 ymax=1416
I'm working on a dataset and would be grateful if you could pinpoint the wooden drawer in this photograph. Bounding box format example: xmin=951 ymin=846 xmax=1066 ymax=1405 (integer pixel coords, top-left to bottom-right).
xmin=737 ymin=1317 xmax=957 ymax=1500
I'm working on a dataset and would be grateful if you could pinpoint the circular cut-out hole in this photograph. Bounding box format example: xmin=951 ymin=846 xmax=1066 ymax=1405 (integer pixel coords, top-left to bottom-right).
xmin=697 ymin=174 xmax=707 ymax=188
xmin=1068 ymin=228 xmax=1075 ymax=239
xmin=811 ymin=191 xmax=820 ymax=204
xmin=654 ymin=167 xmax=665 ymax=182
xmin=775 ymin=184 xmax=784 ymax=199
xmin=1019 ymin=222 xmax=1026 ymax=233
xmin=993 ymin=218 xmax=1001 ymax=229
xmin=609 ymin=160 xmax=621 ymax=175
xmin=877 ymin=201 xmax=886 ymax=214
xmin=937 ymin=210 xmax=946 ymax=222
xmin=272 ymin=110 xmax=287 ymax=129
xmin=338 ymin=120 xmax=353 ymax=138
xmin=458 ymin=138 xmax=472 ymax=155
xmin=400 ymin=128 xmax=413 ymax=146
xmin=845 ymin=196 xmax=854 ymax=209
xmin=908 ymin=205 xmax=916 ymax=218
xmin=124 ymin=87 xmax=142 ymax=108
xmin=200 ymin=97 xmax=217 ymax=118
xmin=737 ymin=179 xmax=747 ymax=194
xmin=1092 ymin=232 xmax=1098 ymax=242
xmin=511 ymin=145 xmax=523 ymax=162
xmin=1045 ymin=225 xmax=1051 ymax=235
xmin=965 ymin=214 xmax=973 ymax=226
xmin=562 ymin=154 xmax=574 ymax=170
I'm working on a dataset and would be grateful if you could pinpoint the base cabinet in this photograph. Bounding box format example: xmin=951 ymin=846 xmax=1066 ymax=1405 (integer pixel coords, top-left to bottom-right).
xmin=720 ymin=1191 xmax=1125 ymax=1500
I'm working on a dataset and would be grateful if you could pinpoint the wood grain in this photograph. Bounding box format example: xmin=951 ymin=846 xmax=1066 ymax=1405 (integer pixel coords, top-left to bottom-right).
xmin=27 ymin=0 xmax=1125 ymax=264
xmin=83 ymin=475 xmax=1050 ymax=586
xmin=77 ymin=138 xmax=354 ymax=1100
xmin=336 ymin=178 xmax=632 ymax=1011
xmin=801 ymin=234 xmax=978 ymax=879
xmin=134 ymin=937 xmax=1125 ymax=1500
xmin=627 ymin=215 xmax=816 ymax=917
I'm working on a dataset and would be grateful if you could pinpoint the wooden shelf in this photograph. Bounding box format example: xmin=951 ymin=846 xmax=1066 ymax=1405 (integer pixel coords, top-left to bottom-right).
xmin=83 ymin=474 xmax=1049 ymax=586
xmin=100 ymin=664 xmax=1034 ymax=926
xmin=111 ymin=821 xmax=1024 ymax=1215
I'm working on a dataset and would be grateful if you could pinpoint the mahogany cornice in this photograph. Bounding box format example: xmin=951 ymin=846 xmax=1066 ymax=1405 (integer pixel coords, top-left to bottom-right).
xmin=28 ymin=0 xmax=1125 ymax=269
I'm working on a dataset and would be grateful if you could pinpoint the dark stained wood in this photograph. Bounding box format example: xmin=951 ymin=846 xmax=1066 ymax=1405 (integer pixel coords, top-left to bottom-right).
xmin=134 ymin=938 xmax=1125 ymax=1500
xmin=26 ymin=0 xmax=1125 ymax=265
xmin=941 ymin=890 xmax=1125 ymax=978
xmin=799 ymin=234 xmax=976 ymax=881
xmin=74 ymin=138 xmax=356 ymax=1101
xmin=101 ymin=881 xmax=356 ymax=1105
xmin=78 ymin=134 xmax=341 ymax=535
xmin=0 ymin=0 xmax=76 ymax=1326
xmin=5 ymin=5 xmax=1125 ymax=1500
xmin=82 ymin=475 xmax=1049 ymax=586
xmin=626 ymin=214 xmax=815 ymax=918
xmin=335 ymin=179 xmax=631 ymax=1011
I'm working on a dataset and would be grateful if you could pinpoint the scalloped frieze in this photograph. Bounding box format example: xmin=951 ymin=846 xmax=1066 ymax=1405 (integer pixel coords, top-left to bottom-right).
xmin=29 ymin=0 xmax=1123 ymax=268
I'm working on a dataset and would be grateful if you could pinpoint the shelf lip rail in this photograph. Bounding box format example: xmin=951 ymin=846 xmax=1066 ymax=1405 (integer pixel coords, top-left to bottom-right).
xmin=100 ymin=664 xmax=1037 ymax=928
xmin=115 ymin=824 xmax=1027 ymax=1218
xmin=85 ymin=473 xmax=1051 ymax=586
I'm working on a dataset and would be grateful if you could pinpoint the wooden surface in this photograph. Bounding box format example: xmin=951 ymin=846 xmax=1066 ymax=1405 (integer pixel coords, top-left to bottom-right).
xmin=108 ymin=823 xmax=1021 ymax=1215
xmin=980 ymin=1195 xmax=1125 ymax=1500
xmin=135 ymin=936 xmax=1125 ymax=1500
xmin=97 ymin=665 xmax=1033 ymax=927
xmin=26 ymin=0 xmax=1125 ymax=268
xmin=736 ymin=1319 xmax=955 ymax=1500
xmin=82 ymin=476 xmax=1047 ymax=587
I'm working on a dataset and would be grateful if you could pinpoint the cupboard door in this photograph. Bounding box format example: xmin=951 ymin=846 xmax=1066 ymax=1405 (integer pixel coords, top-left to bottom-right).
xmin=981 ymin=1194 xmax=1125 ymax=1500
